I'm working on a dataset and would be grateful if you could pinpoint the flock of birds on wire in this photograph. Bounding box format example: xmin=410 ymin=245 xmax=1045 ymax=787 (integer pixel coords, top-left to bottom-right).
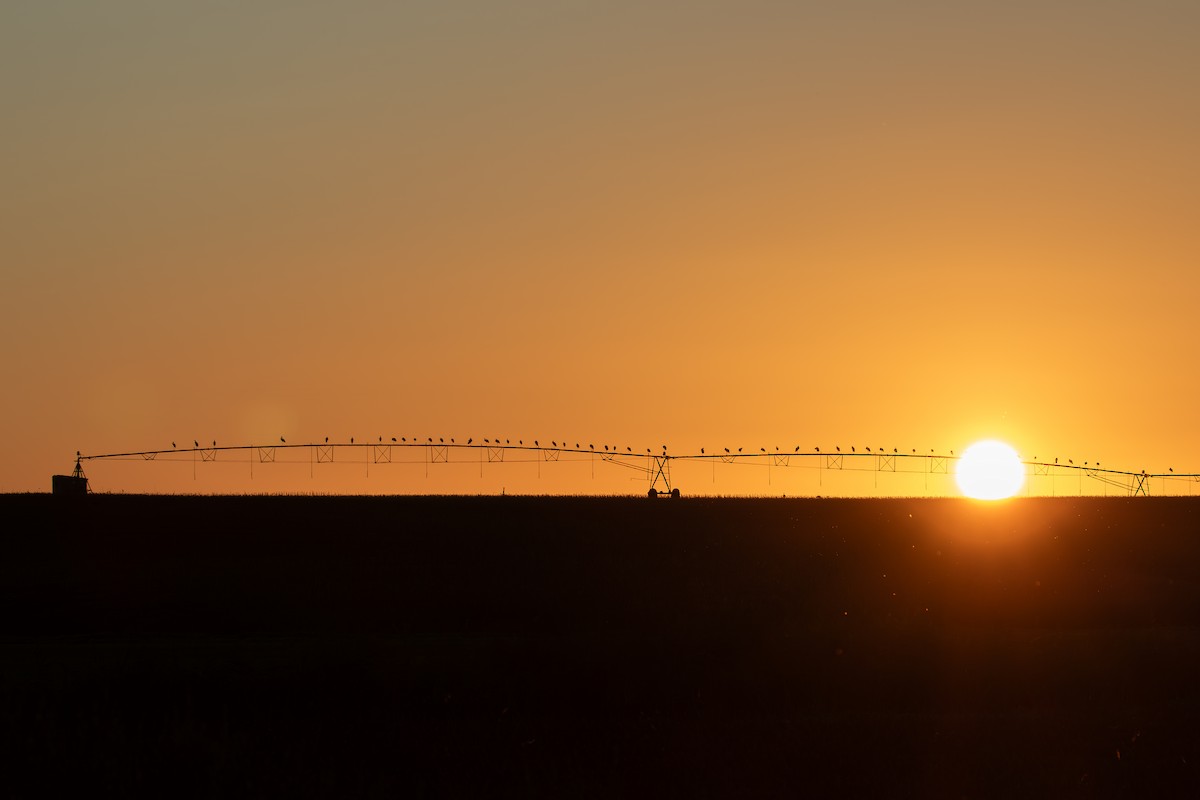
xmin=168 ymin=439 xmax=958 ymax=456
xmin=158 ymin=439 xmax=1168 ymax=474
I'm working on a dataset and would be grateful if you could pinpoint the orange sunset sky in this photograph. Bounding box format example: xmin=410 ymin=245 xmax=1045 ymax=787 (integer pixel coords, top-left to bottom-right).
xmin=3 ymin=2 xmax=1198 ymax=496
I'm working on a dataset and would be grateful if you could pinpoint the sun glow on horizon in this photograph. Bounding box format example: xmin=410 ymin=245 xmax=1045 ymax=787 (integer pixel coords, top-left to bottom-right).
xmin=956 ymin=440 xmax=1025 ymax=500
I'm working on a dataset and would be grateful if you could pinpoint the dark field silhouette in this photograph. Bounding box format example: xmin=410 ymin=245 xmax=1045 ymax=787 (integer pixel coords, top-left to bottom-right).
xmin=3 ymin=495 xmax=1200 ymax=797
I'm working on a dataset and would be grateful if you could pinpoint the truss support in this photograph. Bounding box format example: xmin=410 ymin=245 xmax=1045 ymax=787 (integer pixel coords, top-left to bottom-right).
xmin=1132 ymin=473 xmax=1150 ymax=496
xmin=647 ymin=455 xmax=676 ymax=497
xmin=317 ymin=445 xmax=334 ymax=463
xmin=258 ymin=447 xmax=276 ymax=463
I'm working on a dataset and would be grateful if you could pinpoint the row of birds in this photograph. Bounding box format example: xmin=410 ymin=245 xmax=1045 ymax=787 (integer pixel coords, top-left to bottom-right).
xmin=172 ymin=437 xmax=669 ymax=453
xmin=170 ymin=440 xmax=954 ymax=456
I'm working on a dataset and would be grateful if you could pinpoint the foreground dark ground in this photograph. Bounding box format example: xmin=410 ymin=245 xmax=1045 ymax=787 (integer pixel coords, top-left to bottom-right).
xmin=3 ymin=495 xmax=1200 ymax=797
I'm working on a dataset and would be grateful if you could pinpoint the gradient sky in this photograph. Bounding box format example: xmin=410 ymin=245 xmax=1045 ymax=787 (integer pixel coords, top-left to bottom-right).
xmin=4 ymin=1 xmax=1198 ymax=496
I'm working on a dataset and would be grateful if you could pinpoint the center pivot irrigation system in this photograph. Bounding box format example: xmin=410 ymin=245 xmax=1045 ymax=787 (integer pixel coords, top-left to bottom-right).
xmin=62 ymin=439 xmax=1200 ymax=497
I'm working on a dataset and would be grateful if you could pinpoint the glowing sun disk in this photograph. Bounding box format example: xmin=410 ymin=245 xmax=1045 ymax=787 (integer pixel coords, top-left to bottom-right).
xmin=956 ymin=440 xmax=1024 ymax=500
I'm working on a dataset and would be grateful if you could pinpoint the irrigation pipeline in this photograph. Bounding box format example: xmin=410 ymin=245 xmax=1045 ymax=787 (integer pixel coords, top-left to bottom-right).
xmin=72 ymin=442 xmax=1200 ymax=497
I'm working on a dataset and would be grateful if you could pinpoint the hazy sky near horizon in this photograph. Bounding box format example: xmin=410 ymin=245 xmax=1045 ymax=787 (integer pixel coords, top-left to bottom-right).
xmin=4 ymin=1 xmax=1198 ymax=495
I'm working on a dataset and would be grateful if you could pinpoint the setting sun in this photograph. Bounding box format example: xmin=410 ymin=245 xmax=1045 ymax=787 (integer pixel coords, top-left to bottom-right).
xmin=956 ymin=440 xmax=1025 ymax=500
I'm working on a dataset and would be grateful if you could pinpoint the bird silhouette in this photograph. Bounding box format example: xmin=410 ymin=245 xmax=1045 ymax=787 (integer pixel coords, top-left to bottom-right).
xmin=738 ymin=447 xmax=743 ymax=453
xmin=626 ymin=447 xmax=632 ymax=452
xmin=760 ymin=447 xmax=766 ymax=453
xmin=212 ymin=440 xmax=216 ymax=447
xmin=467 ymin=438 xmax=472 ymax=445
xmin=646 ymin=448 xmax=651 ymax=454
xmin=866 ymin=447 xmax=871 ymax=453
xmin=589 ymin=444 xmax=594 ymax=450
xmin=401 ymin=437 xmax=406 ymax=442
xmin=815 ymin=447 xmax=820 ymax=453
xmin=439 ymin=437 xmax=444 ymax=443
xmin=194 ymin=440 xmax=199 ymax=448
xmin=604 ymin=445 xmax=609 ymax=451
xmin=1068 ymin=459 xmax=1073 ymax=465
xmin=1170 ymin=467 xmax=1174 ymax=472
xmin=172 ymin=442 xmax=176 ymax=449
xmin=379 ymin=436 xmax=383 ymax=442
xmin=795 ymin=446 xmax=800 ymax=452
xmin=851 ymin=447 xmax=855 ymax=453
xmin=535 ymin=440 xmax=540 ymax=447
xmin=325 ymin=436 xmax=329 ymax=443
xmin=700 ymin=448 xmax=705 ymax=454
xmin=552 ymin=441 xmax=557 ymax=447
xmin=392 ymin=437 xmax=397 ymax=443
xmin=281 ymin=437 xmax=286 ymax=443
xmin=450 ymin=438 xmax=455 ymax=444
xmin=836 ymin=446 xmax=840 ymax=452
xmin=724 ymin=447 xmax=730 ymax=454
xmin=351 ymin=437 xmax=354 ymax=443
xmin=1055 ymin=458 xmax=1058 ymax=464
